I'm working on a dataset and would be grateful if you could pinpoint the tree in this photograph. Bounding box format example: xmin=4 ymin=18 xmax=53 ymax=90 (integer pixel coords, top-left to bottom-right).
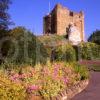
xmin=0 ymin=0 xmax=11 ymax=30
xmin=88 ymin=30 xmax=100 ymax=45
xmin=1 ymin=27 xmax=48 ymax=66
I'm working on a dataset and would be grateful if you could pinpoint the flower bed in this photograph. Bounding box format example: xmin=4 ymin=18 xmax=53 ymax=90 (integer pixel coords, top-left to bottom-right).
xmin=0 ymin=62 xmax=89 ymax=99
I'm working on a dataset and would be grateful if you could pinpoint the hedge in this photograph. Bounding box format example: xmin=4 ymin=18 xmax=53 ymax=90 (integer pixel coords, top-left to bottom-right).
xmin=54 ymin=43 xmax=76 ymax=62
xmin=78 ymin=42 xmax=100 ymax=60
xmin=0 ymin=27 xmax=48 ymax=66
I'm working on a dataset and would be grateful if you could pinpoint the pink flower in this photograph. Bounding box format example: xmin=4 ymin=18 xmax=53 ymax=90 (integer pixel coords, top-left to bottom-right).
xmin=62 ymin=77 xmax=68 ymax=84
xmin=19 ymin=74 xmax=26 ymax=79
xmin=13 ymin=73 xmax=19 ymax=78
xmin=42 ymin=67 xmax=49 ymax=75
xmin=10 ymin=76 xmax=16 ymax=81
xmin=10 ymin=73 xmax=19 ymax=81
xmin=54 ymin=67 xmax=59 ymax=76
xmin=10 ymin=76 xmax=21 ymax=83
xmin=27 ymin=85 xmax=40 ymax=93
xmin=54 ymin=64 xmax=60 ymax=69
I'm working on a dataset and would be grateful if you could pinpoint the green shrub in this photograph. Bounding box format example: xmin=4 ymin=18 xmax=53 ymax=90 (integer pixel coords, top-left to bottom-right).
xmin=1 ymin=27 xmax=48 ymax=66
xmin=40 ymin=77 xmax=64 ymax=100
xmin=55 ymin=43 xmax=76 ymax=62
xmin=38 ymin=35 xmax=76 ymax=62
xmin=38 ymin=35 xmax=67 ymax=47
xmin=72 ymin=62 xmax=89 ymax=80
xmin=78 ymin=42 xmax=100 ymax=60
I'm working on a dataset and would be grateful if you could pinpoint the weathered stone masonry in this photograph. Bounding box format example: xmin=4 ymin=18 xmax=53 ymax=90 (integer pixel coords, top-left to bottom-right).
xmin=43 ymin=4 xmax=85 ymax=41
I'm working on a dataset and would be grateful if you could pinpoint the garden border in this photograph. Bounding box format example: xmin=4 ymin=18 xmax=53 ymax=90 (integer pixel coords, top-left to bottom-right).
xmin=28 ymin=80 xmax=89 ymax=100
xmin=51 ymin=80 xmax=89 ymax=100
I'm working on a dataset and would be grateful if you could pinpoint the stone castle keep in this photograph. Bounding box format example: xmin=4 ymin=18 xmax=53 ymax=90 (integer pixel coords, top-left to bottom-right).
xmin=43 ymin=4 xmax=85 ymax=41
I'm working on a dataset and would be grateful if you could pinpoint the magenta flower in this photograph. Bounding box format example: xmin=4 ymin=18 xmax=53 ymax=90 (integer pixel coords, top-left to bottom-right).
xmin=10 ymin=75 xmax=20 ymax=83
xmin=54 ymin=67 xmax=59 ymax=76
xmin=62 ymin=77 xmax=68 ymax=84
xmin=19 ymin=74 xmax=26 ymax=79
xmin=27 ymin=85 xmax=40 ymax=93
xmin=10 ymin=73 xmax=19 ymax=81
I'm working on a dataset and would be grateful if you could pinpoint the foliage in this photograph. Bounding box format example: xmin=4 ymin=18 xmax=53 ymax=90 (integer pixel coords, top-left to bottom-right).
xmin=0 ymin=62 xmax=88 ymax=99
xmin=38 ymin=35 xmax=68 ymax=47
xmin=55 ymin=43 xmax=76 ymax=62
xmin=78 ymin=42 xmax=100 ymax=60
xmin=0 ymin=27 xmax=48 ymax=66
xmin=0 ymin=29 xmax=9 ymax=38
xmin=38 ymin=35 xmax=69 ymax=60
xmin=71 ymin=62 xmax=89 ymax=80
xmin=88 ymin=30 xmax=100 ymax=45
xmin=39 ymin=63 xmax=65 ymax=99
xmin=40 ymin=78 xmax=64 ymax=99
xmin=0 ymin=70 xmax=26 ymax=100
xmin=0 ymin=0 xmax=12 ymax=30
xmin=38 ymin=35 xmax=77 ymax=62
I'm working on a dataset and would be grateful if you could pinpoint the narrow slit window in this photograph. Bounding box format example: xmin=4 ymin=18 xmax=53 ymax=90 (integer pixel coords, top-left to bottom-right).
xmin=70 ymin=12 xmax=73 ymax=16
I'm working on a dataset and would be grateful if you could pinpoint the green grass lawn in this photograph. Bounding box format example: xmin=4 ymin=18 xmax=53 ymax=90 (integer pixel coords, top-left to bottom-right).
xmin=79 ymin=60 xmax=100 ymax=72
xmin=89 ymin=65 xmax=100 ymax=71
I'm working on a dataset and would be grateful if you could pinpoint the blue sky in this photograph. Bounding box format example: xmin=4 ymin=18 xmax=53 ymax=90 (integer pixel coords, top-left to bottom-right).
xmin=9 ymin=0 xmax=100 ymax=39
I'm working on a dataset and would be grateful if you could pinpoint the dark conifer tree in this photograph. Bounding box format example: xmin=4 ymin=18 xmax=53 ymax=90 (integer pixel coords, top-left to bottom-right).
xmin=0 ymin=0 xmax=11 ymax=30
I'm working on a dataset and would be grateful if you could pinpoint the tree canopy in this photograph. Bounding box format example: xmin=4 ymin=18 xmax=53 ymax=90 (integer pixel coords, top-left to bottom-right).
xmin=0 ymin=27 xmax=48 ymax=66
xmin=88 ymin=30 xmax=100 ymax=45
xmin=0 ymin=0 xmax=11 ymax=30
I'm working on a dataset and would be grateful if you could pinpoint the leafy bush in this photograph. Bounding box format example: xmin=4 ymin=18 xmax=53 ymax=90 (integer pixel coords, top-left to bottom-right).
xmin=38 ymin=35 xmax=70 ymax=61
xmin=55 ymin=43 xmax=76 ymax=62
xmin=38 ymin=35 xmax=77 ymax=62
xmin=72 ymin=62 xmax=89 ymax=80
xmin=78 ymin=42 xmax=100 ymax=60
xmin=38 ymin=35 xmax=68 ymax=47
xmin=40 ymin=77 xmax=64 ymax=99
xmin=0 ymin=27 xmax=48 ymax=66
xmin=0 ymin=70 xmax=26 ymax=100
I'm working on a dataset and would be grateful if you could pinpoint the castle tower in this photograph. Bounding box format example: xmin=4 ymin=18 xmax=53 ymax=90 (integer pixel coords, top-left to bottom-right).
xmin=43 ymin=3 xmax=85 ymax=41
